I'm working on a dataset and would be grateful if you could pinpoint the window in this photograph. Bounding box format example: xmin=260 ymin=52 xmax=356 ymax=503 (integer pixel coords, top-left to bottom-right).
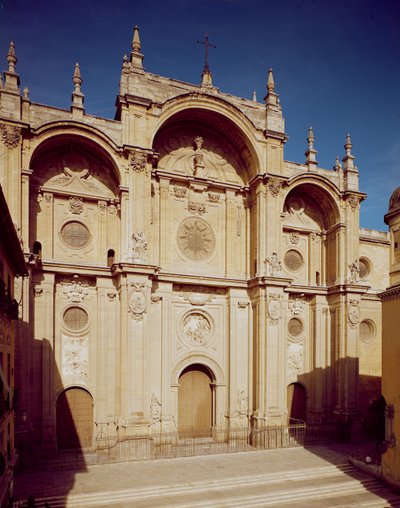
xmin=61 ymin=221 xmax=90 ymax=248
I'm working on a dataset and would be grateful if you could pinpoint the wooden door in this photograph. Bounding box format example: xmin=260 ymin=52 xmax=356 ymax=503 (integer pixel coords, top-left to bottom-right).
xmin=56 ymin=388 xmax=93 ymax=449
xmin=178 ymin=364 xmax=212 ymax=437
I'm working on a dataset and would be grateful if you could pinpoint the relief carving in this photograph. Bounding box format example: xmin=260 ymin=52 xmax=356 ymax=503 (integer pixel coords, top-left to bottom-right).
xmin=347 ymin=194 xmax=360 ymax=211
xmin=348 ymin=259 xmax=360 ymax=283
xmin=193 ymin=136 xmax=206 ymax=177
xmin=179 ymin=311 xmax=213 ymax=347
xmin=188 ymin=201 xmax=207 ymax=216
xmin=267 ymin=294 xmax=282 ymax=325
xmin=63 ymin=276 xmax=89 ymax=303
xmin=177 ymin=218 xmax=215 ymax=260
xmin=130 ymin=151 xmax=147 ymax=174
xmin=69 ymin=196 xmax=83 ymax=215
xmin=289 ymin=295 xmax=305 ymax=316
xmin=208 ymin=192 xmax=220 ymax=203
xmin=107 ymin=292 xmax=117 ymax=301
xmin=173 ymin=185 xmax=187 ymax=198
xmin=265 ymin=252 xmax=283 ymax=276
xmin=0 ymin=123 xmax=21 ymax=148
xmin=287 ymin=342 xmax=303 ymax=377
xmin=33 ymin=287 xmax=43 ymax=297
xmin=150 ymin=393 xmax=162 ymax=428
xmin=348 ymin=299 xmax=360 ymax=327
xmin=128 ymin=283 xmax=148 ymax=321
xmin=62 ymin=335 xmax=88 ymax=380
xmin=289 ymin=232 xmax=300 ymax=245
xmin=267 ymin=178 xmax=282 ymax=197
xmin=131 ymin=232 xmax=147 ymax=263
xmin=237 ymin=390 xmax=248 ymax=424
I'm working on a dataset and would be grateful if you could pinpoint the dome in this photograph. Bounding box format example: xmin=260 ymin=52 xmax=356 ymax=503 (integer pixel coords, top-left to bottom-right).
xmin=389 ymin=187 xmax=400 ymax=212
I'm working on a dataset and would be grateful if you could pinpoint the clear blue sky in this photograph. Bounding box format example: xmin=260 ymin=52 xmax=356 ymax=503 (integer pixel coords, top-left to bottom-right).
xmin=1 ymin=0 xmax=399 ymax=231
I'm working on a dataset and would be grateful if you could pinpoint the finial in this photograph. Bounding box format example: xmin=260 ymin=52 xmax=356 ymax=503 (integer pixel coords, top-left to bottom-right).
xmin=7 ymin=41 xmax=17 ymax=73
xmin=307 ymin=126 xmax=314 ymax=149
xmin=267 ymin=68 xmax=275 ymax=93
xmin=123 ymin=54 xmax=128 ymax=63
xmin=252 ymin=90 xmax=257 ymax=102
xmin=130 ymin=25 xmax=144 ymax=69
xmin=132 ymin=25 xmax=141 ymax=53
xmin=23 ymin=86 xmax=29 ymax=99
xmin=345 ymin=133 xmax=352 ymax=155
xmin=71 ymin=62 xmax=84 ymax=114
xmin=305 ymin=126 xmax=318 ymax=170
xmin=333 ymin=155 xmax=342 ymax=171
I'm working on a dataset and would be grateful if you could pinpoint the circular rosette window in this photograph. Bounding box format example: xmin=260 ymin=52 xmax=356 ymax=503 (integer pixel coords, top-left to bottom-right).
xmin=178 ymin=311 xmax=214 ymax=347
xmin=60 ymin=221 xmax=90 ymax=249
xmin=177 ymin=218 xmax=215 ymax=261
xmin=359 ymin=257 xmax=372 ymax=281
xmin=284 ymin=249 xmax=304 ymax=272
xmin=360 ymin=319 xmax=376 ymax=343
xmin=63 ymin=306 xmax=89 ymax=332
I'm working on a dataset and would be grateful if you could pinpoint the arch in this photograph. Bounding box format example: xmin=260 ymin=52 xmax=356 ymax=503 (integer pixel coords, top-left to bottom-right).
xmin=33 ymin=240 xmax=42 ymax=257
xmin=287 ymin=382 xmax=307 ymax=422
xmin=178 ymin=363 xmax=214 ymax=436
xmin=29 ymin=122 xmax=122 ymax=184
xmin=56 ymin=386 xmax=93 ymax=449
xmin=152 ymin=94 xmax=262 ymax=182
xmin=107 ymin=248 xmax=115 ymax=267
xmin=171 ymin=354 xmax=224 ymax=386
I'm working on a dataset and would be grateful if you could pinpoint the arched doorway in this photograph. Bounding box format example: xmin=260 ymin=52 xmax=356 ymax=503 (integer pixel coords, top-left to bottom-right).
xmin=178 ymin=364 xmax=213 ymax=437
xmin=287 ymin=383 xmax=307 ymax=422
xmin=56 ymin=387 xmax=93 ymax=449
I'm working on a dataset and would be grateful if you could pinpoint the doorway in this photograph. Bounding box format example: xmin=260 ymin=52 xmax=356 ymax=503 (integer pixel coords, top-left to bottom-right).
xmin=56 ymin=387 xmax=93 ymax=449
xmin=287 ymin=382 xmax=307 ymax=422
xmin=178 ymin=364 xmax=213 ymax=437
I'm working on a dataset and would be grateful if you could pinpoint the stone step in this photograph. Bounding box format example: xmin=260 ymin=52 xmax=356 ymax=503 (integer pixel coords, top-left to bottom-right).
xmin=14 ymin=463 xmax=399 ymax=508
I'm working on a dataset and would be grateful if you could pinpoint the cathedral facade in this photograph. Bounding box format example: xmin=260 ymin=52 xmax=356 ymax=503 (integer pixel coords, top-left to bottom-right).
xmin=0 ymin=28 xmax=389 ymax=460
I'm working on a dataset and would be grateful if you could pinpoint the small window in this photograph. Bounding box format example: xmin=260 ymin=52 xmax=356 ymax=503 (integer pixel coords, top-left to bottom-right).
xmin=107 ymin=249 xmax=115 ymax=267
xmin=33 ymin=241 xmax=42 ymax=257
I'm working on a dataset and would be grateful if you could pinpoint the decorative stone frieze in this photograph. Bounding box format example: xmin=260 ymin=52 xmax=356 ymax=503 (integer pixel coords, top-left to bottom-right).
xmin=173 ymin=185 xmax=187 ymax=198
xmin=0 ymin=123 xmax=21 ymax=148
xmin=208 ymin=192 xmax=220 ymax=203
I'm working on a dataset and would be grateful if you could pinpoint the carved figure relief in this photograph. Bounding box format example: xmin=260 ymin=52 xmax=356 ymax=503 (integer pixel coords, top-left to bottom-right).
xmin=287 ymin=342 xmax=304 ymax=378
xmin=131 ymin=232 xmax=147 ymax=263
xmin=128 ymin=284 xmax=148 ymax=320
xmin=177 ymin=218 xmax=215 ymax=260
xmin=0 ymin=123 xmax=21 ymax=148
xmin=289 ymin=296 xmax=305 ymax=316
xmin=348 ymin=299 xmax=360 ymax=327
xmin=150 ymin=393 xmax=162 ymax=427
xmin=69 ymin=196 xmax=83 ymax=215
xmin=237 ymin=390 xmax=248 ymax=423
xmin=193 ymin=136 xmax=206 ymax=177
xmin=265 ymin=252 xmax=282 ymax=276
xmin=63 ymin=276 xmax=89 ymax=303
xmin=268 ymin=294 xmax=282 ymax=325
xmin=180 ymin=311 xmax=213 ymax=346
xmin=208 ymin=192 xmax=220 ymax=203
xmin=347 ymin=194 xmax=360 ymax=211
xmin=348 ymin=259 xmax=360 ymax=283
xmin=62 ymin=334 xmax=88 ymax=380
xmin=289 ymin=232 xmax=300 ymax=245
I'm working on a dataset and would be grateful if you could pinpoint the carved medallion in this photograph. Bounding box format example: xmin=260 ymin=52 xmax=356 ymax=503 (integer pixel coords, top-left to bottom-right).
xmin=348 ymin=299 xmax=360 ymax=327
xmin=188 ymin=201 xmax=207 ymax=216
xmin=130 ymin=151 xmax=147 ymax=173
xmin=289 ymin=232 xmax=300 ymax=245
xmin=177 ymin=218 xmax=215 ymax=260
xmin=173 ymin=185 xmax=187 ymax=198
xmin=208 ymin=192 xmax=220 ymax=203
xmin=180 ymin=311 xmax=213 ymax=346
xmin=128 ymin=284 xmax=148 ymax=320
xmin=268 ymin=178 xmax=282 ymax=197
xmin=268 ymin=294 xmax=282 ymax=325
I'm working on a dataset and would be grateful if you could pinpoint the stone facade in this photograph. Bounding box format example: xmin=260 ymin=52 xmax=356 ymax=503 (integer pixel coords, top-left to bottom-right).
xmin=0 ymin=28 xmax=390 ymax=460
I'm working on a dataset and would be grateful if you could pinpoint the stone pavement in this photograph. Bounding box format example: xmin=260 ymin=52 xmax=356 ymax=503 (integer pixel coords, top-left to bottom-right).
xmin=13 ymin=444 xmax=400 ymax=507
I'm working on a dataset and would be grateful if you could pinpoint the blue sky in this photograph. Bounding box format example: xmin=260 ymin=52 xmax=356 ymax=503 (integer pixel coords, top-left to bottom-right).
xmin=1 ymin=0 xmax=399 ymax=231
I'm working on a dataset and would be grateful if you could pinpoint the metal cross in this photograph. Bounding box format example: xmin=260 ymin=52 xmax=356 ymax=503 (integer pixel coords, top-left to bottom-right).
xmin=197 ymin=33 xmax=216 ymax=72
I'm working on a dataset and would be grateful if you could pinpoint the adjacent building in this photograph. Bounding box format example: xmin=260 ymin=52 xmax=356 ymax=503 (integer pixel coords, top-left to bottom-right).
xmin=0 ymin=27 xmax=390 ymax=463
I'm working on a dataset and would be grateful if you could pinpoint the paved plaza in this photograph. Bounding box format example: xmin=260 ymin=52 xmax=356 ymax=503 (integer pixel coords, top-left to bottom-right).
xmin=13 ymin=444 xmax=400 ymax=507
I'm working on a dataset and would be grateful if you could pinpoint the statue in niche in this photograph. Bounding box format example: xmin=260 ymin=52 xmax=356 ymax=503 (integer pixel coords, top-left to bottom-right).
xmin=131 ymin=232 xmax=147 ymax=262
xmin=237 ymin=390 xmax=248 ymax=424
xmin=193 ymin=136 xmax=206 ymax=177
xmin=348 ymin=259 xmax=359 ymax=283
xmin=265 ymin=252 xmax=282 ymax=276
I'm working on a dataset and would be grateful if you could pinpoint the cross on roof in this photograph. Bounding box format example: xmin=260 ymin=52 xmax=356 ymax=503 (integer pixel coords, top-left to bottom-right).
xmin=197 ymin=33 xmax=216 ymax=73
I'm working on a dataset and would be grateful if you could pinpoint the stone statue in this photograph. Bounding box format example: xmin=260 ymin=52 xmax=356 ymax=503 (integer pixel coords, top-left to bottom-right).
xmin=348 ymin=259 xmax=359 ymax=283
xmin=266 ymin=252 xmax=282 ymax=276
xmin=131 ymin=232 xmax=147 ymax=262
